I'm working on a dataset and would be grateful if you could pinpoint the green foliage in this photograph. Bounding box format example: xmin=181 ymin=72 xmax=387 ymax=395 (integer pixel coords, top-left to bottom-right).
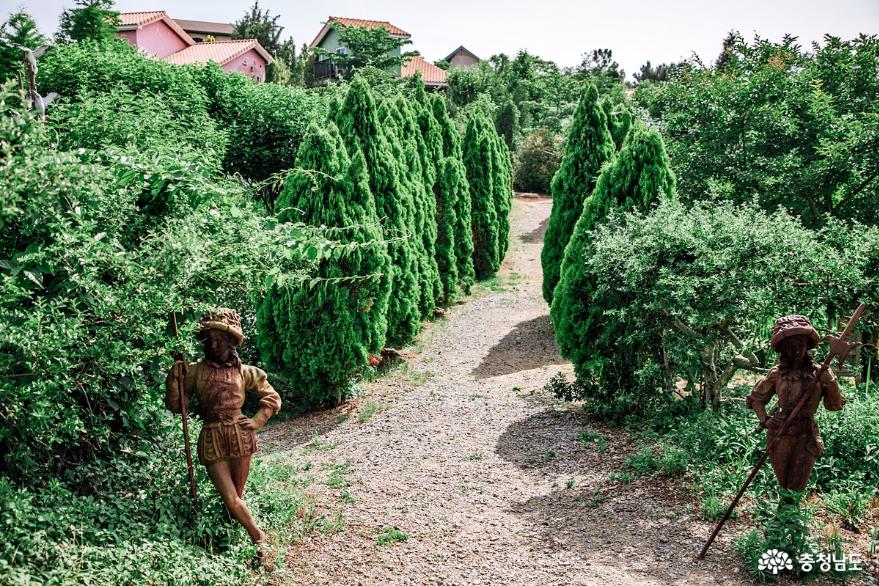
xmin=191 ymin=63 xmax=322 ymax=203
xmin=432 ymin=95 xmax=475 ymax=293
xmin=233 ymin=1 xmax=284 ymax=54
xmin=257 ymin=122 xmax=391 ymax=406
xmin=601 ymin=97 xmax=632 ymax=150
xmin=513 ymin=128 xmax=563 ymax=194
xmin=572 ymin=48 xmax=627 ymax=98
xmin=635 ymin=33 xmax=879 ymax=226
xmin=375 ymin=526 xmax=408 ymax=545
xmin=56 ymin=0 xmax=119 ymax=44
xmin=551 ymin=125 xmax=675 ymax=399
xmin=0 ymin=90 xmax=317 ymax=478
xmin=0 ymin=11 xmax=45 ymax=82
xmin=49 ymin=88 xmax=226 ymax=165
xmin=408 ymin=78 xmax=446 ymax=305
xmin=312 ymin=23 xmax=419 ymax=78
xmin=39 ymin=42 xmax=320 ymax=206
xmin=495 ymin=98 xmax=520 ymax=149
xmin=541 ymin=83 xmax=615 ymax=303
xmin=491 ymin=129 xmax=514 ymax=262
xmin=0 ymin=436 xmax=311 ymax=585
xmin=389 ymin=96 xmax=441 ymax=317
xmin=435 ymin=157 xmax=461 ymax=304
xmin=336 ymin=77 xmax=421 ymax=345
xmin=564 ymin=195 xmax=878 ymax=416
xmin=463 ymin=114 xmax=500 ymax=279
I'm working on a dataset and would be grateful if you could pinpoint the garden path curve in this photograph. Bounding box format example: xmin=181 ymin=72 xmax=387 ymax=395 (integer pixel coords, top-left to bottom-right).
xmin=261 ymin=196 xmax=749 ymax=585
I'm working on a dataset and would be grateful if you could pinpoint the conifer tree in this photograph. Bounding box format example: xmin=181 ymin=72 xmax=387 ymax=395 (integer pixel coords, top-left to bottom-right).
xmin=335 ymin=77 xmax=421 ymax=346
xmin=602 ymin=97 xmax=633 ymax=150
xmin=390 ymin=97 xmax=441 ymax=317
xmin=257 ymin=122 xmax=391 ymax=405
xmin=490 ymin=128 xmax=513 ymax=261
xmin=551 ymin=125 xmax=676 ymax=377
xmin=431 ymin=95 xmax=475 ymax=293
xmin=541 ymin=84 xmax=615 ymax=304
xmin=463 ymin=114 xmax=500 ymax=278
xmin=0 ymin=11 xmax=45 ymax=81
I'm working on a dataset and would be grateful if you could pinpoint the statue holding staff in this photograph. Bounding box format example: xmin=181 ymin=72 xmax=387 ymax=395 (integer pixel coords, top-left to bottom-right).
xmin=165 ymin=308 xmax=281 ymax=563
xmin=746 ymin=314 xmax=845 ymax=493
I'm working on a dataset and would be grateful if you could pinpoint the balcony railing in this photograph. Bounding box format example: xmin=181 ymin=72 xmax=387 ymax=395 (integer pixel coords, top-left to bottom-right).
xmin=313 ymin=59 xmax=349 ymax=82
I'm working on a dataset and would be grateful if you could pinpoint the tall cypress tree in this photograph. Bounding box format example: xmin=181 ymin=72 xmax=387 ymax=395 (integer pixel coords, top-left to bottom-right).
xmin=463 ymin=114 xmax=500 ymax=279
xmin=551 ymin=125 xmax=676 ymax=380
xmin=336 ymin=77 xmax=421 ymax=346
xmin=490 ymin=128 xmax=513 ymax=261
xmin=435 ymin=157 xmax=460 ymax=303
xmin=602 ymin=97 xmax=633 ymax=151
xmin=390 ymin=97 xmax=441 ymax=317
xmin=431 ymin=95 xmax=475 ymax=293
xmin=541 ymin=84 xmax=615 ymax=304
xmin=257 ymin=122 xmax=391 ymax=405
xmin=409 ymin=78 xmax=448 ymax=304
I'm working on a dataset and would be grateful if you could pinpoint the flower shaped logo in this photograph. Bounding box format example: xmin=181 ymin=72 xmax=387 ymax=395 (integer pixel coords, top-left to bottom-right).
xmin=758 ymin=549 xmax=793 ymax=574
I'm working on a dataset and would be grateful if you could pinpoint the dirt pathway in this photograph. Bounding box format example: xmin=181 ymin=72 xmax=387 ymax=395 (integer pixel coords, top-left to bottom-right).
xmin=261 ymin=196 xmax=749 ymax=585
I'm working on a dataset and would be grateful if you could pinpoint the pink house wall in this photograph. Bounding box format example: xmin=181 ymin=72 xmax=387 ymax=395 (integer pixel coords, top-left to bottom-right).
xmin=223 ymin=49 xmax=267 ymax=82
xmin=119 ymin=20 xmax=189 ymax=59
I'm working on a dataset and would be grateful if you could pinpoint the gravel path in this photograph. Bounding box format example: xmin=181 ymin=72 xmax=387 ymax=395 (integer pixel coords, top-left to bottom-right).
xmin=260 ymin=196 xmax=751 ymax=585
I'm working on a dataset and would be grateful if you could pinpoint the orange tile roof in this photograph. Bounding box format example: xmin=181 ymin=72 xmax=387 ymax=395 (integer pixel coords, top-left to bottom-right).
xmin=163 ymin=39 xmax=274 ymax=65
xmin=119 ymin=11 xmax=166 ymax=27
xmin=401 ymin=56 xmax=448 ymax=86
xmin=310 ymin=16 xmax=410 ymax=47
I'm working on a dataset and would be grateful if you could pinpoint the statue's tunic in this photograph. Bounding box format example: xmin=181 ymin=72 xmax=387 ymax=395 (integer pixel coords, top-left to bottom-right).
xmin=166 ymin=360 xmax=281 ymax=464
xmin=746 ymin=364 xmax=844 ymax=491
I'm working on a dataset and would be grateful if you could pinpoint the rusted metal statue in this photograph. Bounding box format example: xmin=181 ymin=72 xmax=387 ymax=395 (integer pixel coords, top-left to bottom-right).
xmin=699 ymin=304 xmax=864 ymax=558
xmin=746 ymin=315 xmax=845 ymax=492
xmin=166 ymin=309 xmax=281 ymax=563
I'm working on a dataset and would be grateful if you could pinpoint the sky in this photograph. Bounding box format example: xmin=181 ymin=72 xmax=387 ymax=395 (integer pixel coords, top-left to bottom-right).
xmin=7 ymin=0 xmax=879 ymax=79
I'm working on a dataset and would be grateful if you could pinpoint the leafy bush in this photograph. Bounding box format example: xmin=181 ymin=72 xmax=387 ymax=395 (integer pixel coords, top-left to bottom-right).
xmin=513 ymin=128 xmax=563 ymax=194
xmin=0 ymin=87 xmax=317 ymax=479
xmin=567 ymin=196 xmax=877 ymax=417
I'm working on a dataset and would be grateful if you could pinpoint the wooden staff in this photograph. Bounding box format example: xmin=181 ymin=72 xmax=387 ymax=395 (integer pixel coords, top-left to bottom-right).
xmin=171 ymin=311 xmax=199 ymax=511
xmin=697 ymin=303 xmax=865 ymax=559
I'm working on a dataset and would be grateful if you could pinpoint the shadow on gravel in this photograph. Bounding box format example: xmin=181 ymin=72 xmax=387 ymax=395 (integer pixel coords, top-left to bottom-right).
xmin=519 ymin=216 xmax=549 ymax=243
xmin=471 ymin=314 xmax=566 ymax=380
xmin=257 ymin=404 xmax=349 ymax=455
xmin=495 ymin=409 xmax=626 ymax=476
xmin=509 ymin=488 xmax=730 ymax=584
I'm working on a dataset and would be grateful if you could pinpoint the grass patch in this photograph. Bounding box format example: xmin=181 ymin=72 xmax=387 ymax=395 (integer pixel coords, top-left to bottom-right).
xmin=357 ymin=401 xmax=387 ymax=424
xmin=376 ymin=526 xmax=408 ymax=546
xmin=304 ymin=432 xmax=338 ymax=453
xmin=467 ymin=452 xmax=484 ymax=461
xmin=324 ymin=461 xmax=352 ymax=489
xmin=578 ymin=428 xmax=608 ymax=452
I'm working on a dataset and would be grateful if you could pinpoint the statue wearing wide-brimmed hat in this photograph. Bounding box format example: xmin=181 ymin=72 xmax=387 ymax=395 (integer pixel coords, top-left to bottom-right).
xmin=746 ymin=315 xmax=845 ymax=492
xmin=165 ymin=308 xmax=281 ymax=563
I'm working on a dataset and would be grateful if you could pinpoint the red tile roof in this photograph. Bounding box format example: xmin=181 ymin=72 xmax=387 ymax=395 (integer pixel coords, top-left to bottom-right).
xmin=118 ymin=11 xmax=194 ymax=46
xmin=119 ymin=11 xmax=166 ymax=26
xmin=310 ymin=16 xmax=410 ymax=47
xmin=163 ymin=39 xmax=274 ymax=65
xmin=401 ymin=56 xmax=448 ymax=86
